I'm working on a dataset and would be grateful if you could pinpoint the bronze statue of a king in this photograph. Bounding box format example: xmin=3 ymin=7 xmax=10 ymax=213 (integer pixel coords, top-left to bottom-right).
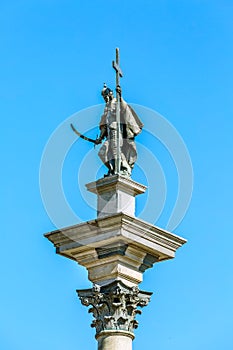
xmin=96 ymin=49 xmax=143 ymax=177
xmin=71 ymin=48 xmax=143 ymax=178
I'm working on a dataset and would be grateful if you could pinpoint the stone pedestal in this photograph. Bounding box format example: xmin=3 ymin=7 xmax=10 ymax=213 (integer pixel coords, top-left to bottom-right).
xmin=45 ymin=212 xmax=186 ymax=287
xmin=86 ymin=175 xmax=147 ymax=218
xmin=45 ymin=175 xmax=186 ymax=350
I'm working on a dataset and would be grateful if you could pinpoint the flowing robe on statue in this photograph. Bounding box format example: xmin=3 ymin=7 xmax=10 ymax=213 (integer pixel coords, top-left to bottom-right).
xmin=98 ymin=98 xmax=143 ymax=175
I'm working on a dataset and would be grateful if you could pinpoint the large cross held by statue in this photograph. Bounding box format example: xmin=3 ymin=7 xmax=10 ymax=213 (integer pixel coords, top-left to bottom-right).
xmin=112 ymin=48 xmax=123 ymax=86
xmin=112 ymin=48 xmax=123 ymax=174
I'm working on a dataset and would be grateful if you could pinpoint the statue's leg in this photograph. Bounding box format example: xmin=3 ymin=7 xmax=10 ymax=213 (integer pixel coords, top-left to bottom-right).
xmin=124 ymin=139 xmax=137 ymax=170
xmin=108 ymin=128 xmax=118 ymax=174
xmin=98 ymin=141 xmax=108 ymax=163
xmin=108 ymin=126 xmax=132 ymax=176
xmin=119 ymin=139 xmax=135 ymax=177
xmin=98 ymin=141 xmax=111 ymax=171
xmin=120 ymin=152 xmax=131 ymax=176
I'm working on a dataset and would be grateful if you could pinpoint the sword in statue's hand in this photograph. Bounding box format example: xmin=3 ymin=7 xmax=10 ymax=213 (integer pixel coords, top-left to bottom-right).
xmin=70 ymin=123 xmax=99 ymax=146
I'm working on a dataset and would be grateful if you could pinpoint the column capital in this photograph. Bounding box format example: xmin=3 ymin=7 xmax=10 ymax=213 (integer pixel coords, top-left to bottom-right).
xmin=77 ymin=281 xmax=152 ymax=337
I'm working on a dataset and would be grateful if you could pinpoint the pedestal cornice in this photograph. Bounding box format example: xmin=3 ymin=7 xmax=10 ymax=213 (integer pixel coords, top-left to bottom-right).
xmin=86 ymin=175 xmax=147 ymax=196
xmin=45 ymin=212 xmax=186 ymax=260
xmin=45 ymin=212 xmax=186 ymax=286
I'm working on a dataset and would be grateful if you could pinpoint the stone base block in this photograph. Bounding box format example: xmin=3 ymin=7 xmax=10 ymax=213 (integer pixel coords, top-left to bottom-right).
xmin=86 ymin=175 xmax=147 ymax=218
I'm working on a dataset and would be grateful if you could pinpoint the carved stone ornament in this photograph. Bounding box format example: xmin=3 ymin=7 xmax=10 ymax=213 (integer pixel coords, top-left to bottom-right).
xmin=77 ymin=281 xmax=152 ymax=336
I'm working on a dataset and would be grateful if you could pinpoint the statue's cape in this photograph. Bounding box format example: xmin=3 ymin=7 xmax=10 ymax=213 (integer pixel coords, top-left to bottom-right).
xmin=127 ymin=105 xmax=144 ymax=129
xmin=99 ymin=100 xmax=144 ymax=133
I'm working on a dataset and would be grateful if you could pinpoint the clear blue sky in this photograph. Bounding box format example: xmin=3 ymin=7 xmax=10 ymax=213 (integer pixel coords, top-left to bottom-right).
xmin=1 ymin=1 xmax=233 ymax=349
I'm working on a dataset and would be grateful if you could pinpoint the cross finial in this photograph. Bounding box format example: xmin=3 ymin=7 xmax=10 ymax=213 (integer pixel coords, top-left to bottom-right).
xmin=112 ymin=48 xmax=123 ymax=92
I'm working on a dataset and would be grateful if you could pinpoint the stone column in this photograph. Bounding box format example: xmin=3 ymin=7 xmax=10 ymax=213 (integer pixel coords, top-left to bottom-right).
xmin=77 ymin=281 xmax=152 ymax=350
xmin=45 ymin=175 xmax=186 ymax=350
xmin=97 ymin=332 xmax=133 ymax=350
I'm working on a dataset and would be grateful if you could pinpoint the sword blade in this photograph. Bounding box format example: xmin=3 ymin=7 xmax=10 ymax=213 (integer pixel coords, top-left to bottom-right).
xmin=70 ymin=123 xmax=96 ymax=144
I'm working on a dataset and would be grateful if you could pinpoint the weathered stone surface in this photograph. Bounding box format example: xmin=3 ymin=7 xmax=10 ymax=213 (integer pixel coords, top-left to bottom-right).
xmin=86 ymin=175 xmax=147 ymax=218
xmin=77 ymin=280 xmax=152 ymax=337
xmin=44 ymin=176 xmax=187 ymax=348
xmin=45 ymin=212 xmax=186 ymax=286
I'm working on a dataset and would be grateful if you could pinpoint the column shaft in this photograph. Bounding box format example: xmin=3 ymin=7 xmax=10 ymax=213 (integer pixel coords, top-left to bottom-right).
xmin=97 ymin=332 xmax=133 ymax=350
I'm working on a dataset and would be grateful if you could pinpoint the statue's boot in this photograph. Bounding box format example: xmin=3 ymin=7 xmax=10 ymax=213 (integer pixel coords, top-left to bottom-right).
xmin=109 ymin=159 xmax=116 ymax=175
xmin=120 ymin=154 xmax=132 ymax=177
xmin=104 ymin=161 xmax=114 ymax=177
